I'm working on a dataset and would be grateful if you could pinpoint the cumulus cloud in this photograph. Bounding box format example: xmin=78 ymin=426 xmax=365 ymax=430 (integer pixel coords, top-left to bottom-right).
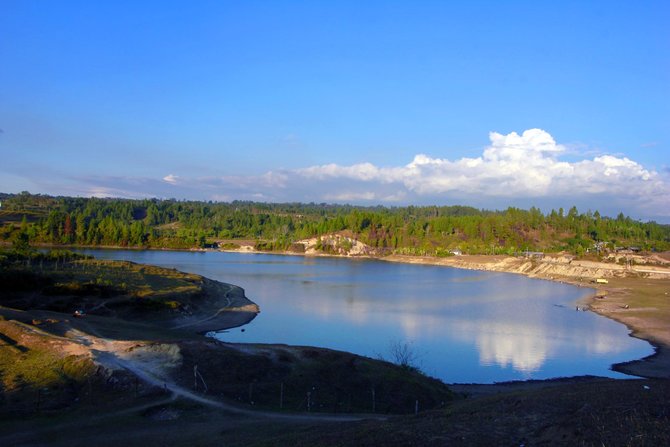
xmin=289 ymin=128 xmax=668 ymax=217
xmin=297 ymin=129 xmax=659 ymax=199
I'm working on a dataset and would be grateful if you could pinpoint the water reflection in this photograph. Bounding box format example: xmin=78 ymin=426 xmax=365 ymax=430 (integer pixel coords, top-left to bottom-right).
xmin=77 ymin=249 xmax=654 ymax=383
xmin=444 ymin=314 xmax=637 ymax=375
xmin=445 ymin=319 xmax=548 ymax=372
xmin=238 ymin=260 xmax=650 ymax=382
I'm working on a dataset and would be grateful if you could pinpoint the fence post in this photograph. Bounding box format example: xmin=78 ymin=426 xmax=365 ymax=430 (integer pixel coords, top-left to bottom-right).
xmin=198 ymin=370 xmax=208 ymax=394
xmin=371 ymin=386 xmax=376 ymax=413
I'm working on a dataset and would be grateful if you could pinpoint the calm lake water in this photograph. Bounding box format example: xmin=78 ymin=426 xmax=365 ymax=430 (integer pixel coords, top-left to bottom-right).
xmin=79 ymin=249 xmax=653 ymax=383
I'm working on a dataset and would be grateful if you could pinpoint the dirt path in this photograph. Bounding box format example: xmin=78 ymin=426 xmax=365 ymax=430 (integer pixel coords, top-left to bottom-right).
xmin=0 ymin=309 xmax=382 ymax=447
xmin=62 ymin=322 xmax=382 ymax=423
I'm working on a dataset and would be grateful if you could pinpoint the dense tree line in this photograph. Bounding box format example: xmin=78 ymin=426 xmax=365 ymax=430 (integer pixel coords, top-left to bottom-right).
xmin=1 ymin=192 xmax=668 ymax=255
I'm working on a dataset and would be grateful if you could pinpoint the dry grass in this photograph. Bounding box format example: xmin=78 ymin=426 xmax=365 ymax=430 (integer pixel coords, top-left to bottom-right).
xmin=590 ymin=277 xmax=670 ymax=347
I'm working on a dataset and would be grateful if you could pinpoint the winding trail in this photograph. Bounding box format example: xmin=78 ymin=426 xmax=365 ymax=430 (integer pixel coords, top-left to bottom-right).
xmin=72 ymin=319 xmax=383 ymax=423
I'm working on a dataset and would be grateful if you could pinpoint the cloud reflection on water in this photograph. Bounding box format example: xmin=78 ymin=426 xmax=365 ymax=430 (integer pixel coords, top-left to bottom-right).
xmin=286 ymin=286 xmax=640 ymax=376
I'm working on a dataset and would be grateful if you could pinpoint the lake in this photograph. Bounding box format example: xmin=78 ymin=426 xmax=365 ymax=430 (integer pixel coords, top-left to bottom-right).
xmin=78 ymin=249 xmax=653 ymax=383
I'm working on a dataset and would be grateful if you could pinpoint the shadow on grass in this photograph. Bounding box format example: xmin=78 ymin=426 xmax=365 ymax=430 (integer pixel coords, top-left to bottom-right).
xmin=0 ymin=332 xmax=29 ymax=353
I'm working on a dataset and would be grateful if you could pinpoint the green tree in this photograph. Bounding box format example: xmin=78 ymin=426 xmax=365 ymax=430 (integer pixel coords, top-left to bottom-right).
xmin=12 ymin=230 xmax=31 ymax=252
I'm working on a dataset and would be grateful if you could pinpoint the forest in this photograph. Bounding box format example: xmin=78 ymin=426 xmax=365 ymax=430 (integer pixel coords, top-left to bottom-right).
xmin=1 ymin=192 xmax=668 ymax=256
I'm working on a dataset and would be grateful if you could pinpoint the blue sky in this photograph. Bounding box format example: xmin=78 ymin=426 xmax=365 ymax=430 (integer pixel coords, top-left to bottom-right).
xmin=1 ymin=1 xmax=669 ymax=221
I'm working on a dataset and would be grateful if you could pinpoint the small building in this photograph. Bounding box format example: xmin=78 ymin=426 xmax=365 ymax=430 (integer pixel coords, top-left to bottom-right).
xmin=591 ymin=241 xmax=610 ymax=254
xmin=615 ymin=246 xmax=641 ymax=254
xmin=594 ymin=278 xmax=608 ymax=284
xmin=523 ymin=251 xmax=544 ymax=259
xmin=449 ymin=249 xmax=462 ymax=256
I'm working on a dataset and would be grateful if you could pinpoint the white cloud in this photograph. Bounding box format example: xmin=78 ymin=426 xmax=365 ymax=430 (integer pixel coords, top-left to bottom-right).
xmin=88 ymin=187 xmax=118 ymax=198
xmin=382 ymin=191 xmax=408 ymax=202
xmin=163 ymin=174 xmax=180 ymax=185
xmin=396 ymin=129 xmax=571 ymax=196
xmin=289 ymin=128 xmax=668 ymax=217
xmin=84 ymin=184 xmax=154 ymax=199
xmin=324 ymin=191 xmax=377 ymax=202
xmin=298 ymin=162 xmax=383 ymax=181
